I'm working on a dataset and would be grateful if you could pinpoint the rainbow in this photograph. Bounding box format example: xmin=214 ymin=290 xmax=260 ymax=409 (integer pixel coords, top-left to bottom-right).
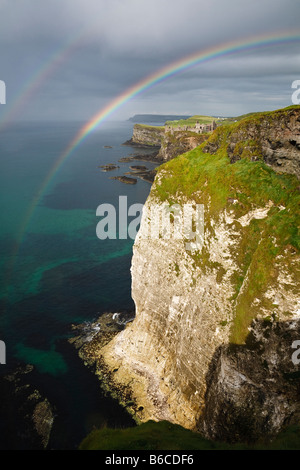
xmin=5 ymin=30 xmax=300 ymax=290
xmin=47 ymin=30 xmax=300 ymax=171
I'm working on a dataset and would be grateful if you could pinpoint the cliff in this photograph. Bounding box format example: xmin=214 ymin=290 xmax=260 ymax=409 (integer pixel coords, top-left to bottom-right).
xmin=123 ymin=124 xmax=164 ymax=148
xmin=124 ymin=123 xmax=211 ymax=161
xmin=158 ymin=130 xmax=208 ymax=161
xmin=203 ymin=106 xmax=300 ymax=179
xmin=81 ymin=106 xmax=300 ymax=443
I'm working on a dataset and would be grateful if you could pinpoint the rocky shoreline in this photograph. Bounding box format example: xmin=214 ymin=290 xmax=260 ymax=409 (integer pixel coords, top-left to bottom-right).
xmin=119 ymin=150 xmax=163 ymax=163
xmin=97 ymin=123 xmax=167 ymax=185
xmin=0 ymin=364 xmax=55 ymax=449
xmin=69 ymin=311 xmax=141 ymax=422
xmin=122 ymin=138 xmax=161 ymax=150
xmin=124 ymin=165 xmax=157 ymax=183
xmin=98 ymin=149 xmax=161 ymax=185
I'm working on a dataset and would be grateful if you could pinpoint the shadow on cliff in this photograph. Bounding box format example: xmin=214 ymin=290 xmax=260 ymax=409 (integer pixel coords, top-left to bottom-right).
xmin=199 ymin=318 xmax=300 ymax=444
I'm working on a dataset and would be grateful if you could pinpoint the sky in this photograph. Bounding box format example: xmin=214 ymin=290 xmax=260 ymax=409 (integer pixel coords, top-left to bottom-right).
xmin=0 ymin=0 xmax=299 ymax=123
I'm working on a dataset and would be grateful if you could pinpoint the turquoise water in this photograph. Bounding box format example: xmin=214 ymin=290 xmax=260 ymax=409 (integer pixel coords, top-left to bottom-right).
xmin=0 ymin=120 xmax=158 ymax=448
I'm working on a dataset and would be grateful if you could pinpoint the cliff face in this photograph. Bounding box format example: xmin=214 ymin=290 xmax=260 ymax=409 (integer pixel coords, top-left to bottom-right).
xmin=202 ymin=319 xmax=300 ymax=442
xmin=96 ymin=106 xmax=300 ymax=442
xmin=203 ymin=106 xmax=300 ymax=179
xmin=158 ymin=131 xmax=208 ymax=161
xmin=124 ymin=124 xmax=209 ymax=161
xmin=124 ymin=124 xmax=164 ymax=148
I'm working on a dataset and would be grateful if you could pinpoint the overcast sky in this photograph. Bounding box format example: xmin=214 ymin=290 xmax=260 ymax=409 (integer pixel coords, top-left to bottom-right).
xmin=0 ymin=0 xmax=299 ymax=123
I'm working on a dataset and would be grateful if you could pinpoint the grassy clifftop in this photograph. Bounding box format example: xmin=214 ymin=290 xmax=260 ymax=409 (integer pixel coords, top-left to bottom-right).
xmin=165 ymin=114 xmax=219 ymax=127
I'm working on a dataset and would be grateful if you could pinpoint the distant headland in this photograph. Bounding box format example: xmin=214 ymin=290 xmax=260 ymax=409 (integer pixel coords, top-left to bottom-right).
xmin=128 ymin=114 xmax=192 ymax=123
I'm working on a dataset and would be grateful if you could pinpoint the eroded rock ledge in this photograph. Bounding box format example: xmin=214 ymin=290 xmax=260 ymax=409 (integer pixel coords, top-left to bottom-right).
xmin=123 ymin=124 xmax=210 ymax=162
xmin=203 ymin=106 xmax=300 ymax=179
xmin=201 ymin=318 xmax=300 ymax=443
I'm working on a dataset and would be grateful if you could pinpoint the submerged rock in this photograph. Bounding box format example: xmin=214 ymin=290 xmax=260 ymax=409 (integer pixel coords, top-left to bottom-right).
xmin=109 ymin=176 xmax=137 ymax=184
xmin=129 ymin=165 xmax=148 ymax=171
xmin=98 ymin=164 xmax=120 ymax=172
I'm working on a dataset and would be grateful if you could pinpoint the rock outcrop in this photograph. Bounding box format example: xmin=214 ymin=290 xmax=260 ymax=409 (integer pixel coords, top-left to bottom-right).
xmin=158 ymin=130 xmax=208 ymax=161
xmin=203 ymin=106 xmax=300 ymax=179
xmin=201 ymin=319 xmax=300 ymax=443
xmin=0 ymin=364 xmax=54 ymax=449
xmin=124 ymin=124 xmax=210 ymax=161
xmin=83 ymin=106 xmax=300 ymax=443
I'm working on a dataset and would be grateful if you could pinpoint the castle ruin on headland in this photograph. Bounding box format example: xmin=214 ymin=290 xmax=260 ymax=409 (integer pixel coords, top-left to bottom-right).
xmin=165 ymin=120 xmax=217 ymax=135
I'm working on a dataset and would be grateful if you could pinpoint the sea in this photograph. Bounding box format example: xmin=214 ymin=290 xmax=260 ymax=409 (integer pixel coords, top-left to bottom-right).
xmin=0 ymin=119 xmax=160 ymax=449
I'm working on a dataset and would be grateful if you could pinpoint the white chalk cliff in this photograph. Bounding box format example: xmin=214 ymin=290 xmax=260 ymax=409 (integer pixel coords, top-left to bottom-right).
xmin=84 ymin=106 xmax=300 ymax=443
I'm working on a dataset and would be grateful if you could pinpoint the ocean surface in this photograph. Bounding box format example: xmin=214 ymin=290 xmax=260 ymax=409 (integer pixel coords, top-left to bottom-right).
xmin=0 ymin=119 xmax=159 ymax=449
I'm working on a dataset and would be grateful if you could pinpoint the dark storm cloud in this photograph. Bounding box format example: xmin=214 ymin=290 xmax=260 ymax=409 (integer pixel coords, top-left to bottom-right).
xmin=0 ymin=0 xmax=299 ymax=121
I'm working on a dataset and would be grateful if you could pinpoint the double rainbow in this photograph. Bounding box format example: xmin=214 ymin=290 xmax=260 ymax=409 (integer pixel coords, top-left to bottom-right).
xmin=52 ymin=30 xmax=300 ymax=175
xmin=5 ymin=30 xmax=300 ymax=288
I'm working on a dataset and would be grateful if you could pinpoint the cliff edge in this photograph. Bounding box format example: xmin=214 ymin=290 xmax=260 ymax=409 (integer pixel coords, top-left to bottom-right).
xmin=86 ymin=106 xmax=300 ymax=443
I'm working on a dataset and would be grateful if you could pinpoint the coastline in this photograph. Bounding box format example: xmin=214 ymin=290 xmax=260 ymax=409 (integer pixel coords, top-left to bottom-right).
xmin=122 ymin=138 xmax=161 ymax=152
xmin=69 ymin=132 xmax=164 ymax=423
xmin=0 ymin=120 xmax=153 ymax=449
xmin=69 ymin=311 xmax=141 ymax=424
xmin=73 ymin=107 xmax=300 ymax=444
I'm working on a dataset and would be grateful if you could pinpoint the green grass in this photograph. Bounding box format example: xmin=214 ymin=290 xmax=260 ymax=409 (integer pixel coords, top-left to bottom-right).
xmin=79 ymin=420 xmax=300 ymax=450
xmin=135 ymin=123 xmax=165 ymax=131
xmin=218 ymin=105 xmax=300 ymax=126
xmin=165 ymin=114 xmax=219 ymax=128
